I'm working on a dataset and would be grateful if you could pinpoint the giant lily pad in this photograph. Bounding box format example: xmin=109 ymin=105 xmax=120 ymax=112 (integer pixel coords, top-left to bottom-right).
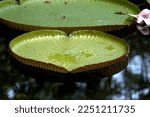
xmin=9 ymin=30 xmax=129 ymax=81
xmin=0 ymin=0 xmax=139 ymax=33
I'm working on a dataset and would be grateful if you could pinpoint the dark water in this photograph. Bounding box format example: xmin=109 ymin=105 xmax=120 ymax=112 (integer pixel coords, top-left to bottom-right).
xmin=0 ymin=23 xmax=150 ymax=100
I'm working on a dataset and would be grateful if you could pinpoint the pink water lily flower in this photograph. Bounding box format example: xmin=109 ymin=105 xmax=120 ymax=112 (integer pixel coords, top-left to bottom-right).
xmin=128 ymin=9 xmax=150 ymax=35
xmin=137 ymin=9 xmax=150 ymax=25
xmin=129 ymin=9 xmax=150 ymax=25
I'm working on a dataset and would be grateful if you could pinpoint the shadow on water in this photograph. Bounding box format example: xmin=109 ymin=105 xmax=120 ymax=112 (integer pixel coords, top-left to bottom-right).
xmin=0 ymin=23 xmax=150 ymax=100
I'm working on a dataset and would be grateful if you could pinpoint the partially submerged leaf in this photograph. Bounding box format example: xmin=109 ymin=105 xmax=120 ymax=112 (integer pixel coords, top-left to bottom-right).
xmin=9 ymin=30 xmax=129 ymax=81
xmin=0 ymin=0 xmax=140 ymax=32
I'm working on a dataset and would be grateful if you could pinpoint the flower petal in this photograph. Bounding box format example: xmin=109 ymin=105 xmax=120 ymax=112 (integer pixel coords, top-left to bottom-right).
xmin=139 ymin=9 xmax=150 ymax=19
xmin=136 ymin=24 xmax=150 ymax=35
xmin=140 ymin=28 xmax=149 ymax=35
xmin=144 ymin=18 xmax=150 ymax=25
xmin=137 ymin=15 xmax=144 ymax=24
xmin=136 ymin=24 xmax=143 ymax=30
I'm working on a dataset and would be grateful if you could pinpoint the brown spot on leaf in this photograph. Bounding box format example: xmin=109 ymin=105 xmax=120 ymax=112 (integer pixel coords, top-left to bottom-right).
xmin=55 ymin=16 xmax=66 ymax=20
xmin=115 ymin=11 xmax=126 ymax=15
xmin=62 ymin=16 xmax=66 ymax=19
xmin=44 ymin=0 xmax=51 ymax=4
xmin=64 ymin=2 xmax=68 ymax=4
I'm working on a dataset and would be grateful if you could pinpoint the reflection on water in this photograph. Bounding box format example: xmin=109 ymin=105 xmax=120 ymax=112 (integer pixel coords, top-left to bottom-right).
xmin=0 ymin=23 xmax=150 ymax=100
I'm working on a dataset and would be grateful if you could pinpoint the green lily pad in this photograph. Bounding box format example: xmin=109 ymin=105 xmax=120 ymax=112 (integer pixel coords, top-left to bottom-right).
xmin=0 ymin=0 xmax=139 ymax=32
xmin=146 ymin=0 xmax=150 ymax=3
xmin=9 ymin=30 xmax=129 ymax=81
